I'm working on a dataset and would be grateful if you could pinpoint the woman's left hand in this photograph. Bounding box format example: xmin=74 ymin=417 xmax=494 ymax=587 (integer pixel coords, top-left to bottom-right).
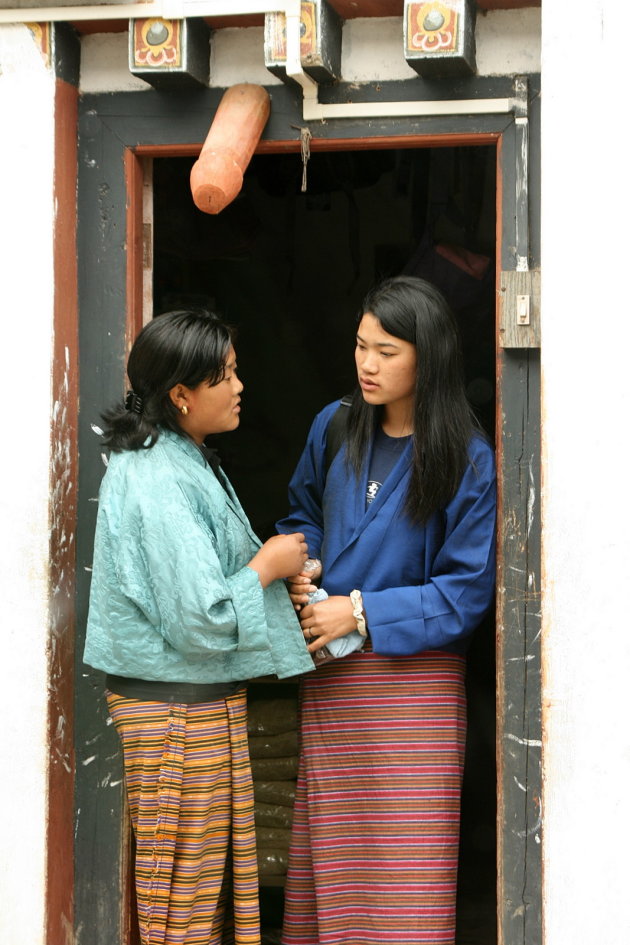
xmin=299 ymin=595 xmax=357 ymax=653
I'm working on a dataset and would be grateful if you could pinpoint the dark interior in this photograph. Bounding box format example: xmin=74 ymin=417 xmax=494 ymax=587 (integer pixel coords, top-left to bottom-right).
xmin=153 ymin=144 xmax=497 ymax=944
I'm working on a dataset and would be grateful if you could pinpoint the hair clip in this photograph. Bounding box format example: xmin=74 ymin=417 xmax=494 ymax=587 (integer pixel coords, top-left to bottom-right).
xmin=125 ymin=390 xmax=144 ymax=414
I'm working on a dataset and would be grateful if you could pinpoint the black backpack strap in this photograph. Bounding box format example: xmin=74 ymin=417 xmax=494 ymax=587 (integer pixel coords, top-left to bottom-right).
xmin=324 ymin=395 xmax=353 ymax=477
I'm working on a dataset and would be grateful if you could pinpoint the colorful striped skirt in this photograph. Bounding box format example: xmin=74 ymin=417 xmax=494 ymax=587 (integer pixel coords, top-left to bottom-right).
xmin=282 ymin=650 xmax=467 ymax=945
xmin=107 ymin=689 xmax=260 ymax=945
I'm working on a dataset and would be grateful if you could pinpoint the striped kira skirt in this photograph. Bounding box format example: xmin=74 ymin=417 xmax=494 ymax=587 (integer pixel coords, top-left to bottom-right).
xmin=282 ymin=650 xmax=467 ymax=945
xmin=107 ymin=689 xmax=260 ymax=945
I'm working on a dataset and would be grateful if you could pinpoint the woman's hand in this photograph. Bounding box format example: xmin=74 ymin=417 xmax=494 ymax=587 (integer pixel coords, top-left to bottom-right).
xmin=248 ymin=533 xmax=308 ymax=588
xmin=286 ymin=561 xmax=321 ymax=611
xmin=299 ymin=595 xmax=357 ymax=653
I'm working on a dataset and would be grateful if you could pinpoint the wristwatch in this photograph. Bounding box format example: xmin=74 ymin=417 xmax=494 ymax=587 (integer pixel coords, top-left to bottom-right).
xmin=350 ymin=589 xmax=368 ymax=637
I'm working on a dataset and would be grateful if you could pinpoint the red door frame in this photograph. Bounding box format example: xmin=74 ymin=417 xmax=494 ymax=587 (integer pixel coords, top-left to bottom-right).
xmin=122 ymin=129 xmax=508 ymax=941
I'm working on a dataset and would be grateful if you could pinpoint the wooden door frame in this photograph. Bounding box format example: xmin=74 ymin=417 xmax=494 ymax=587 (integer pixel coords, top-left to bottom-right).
xmin=76 ymin=76 xmax=541 ymax=945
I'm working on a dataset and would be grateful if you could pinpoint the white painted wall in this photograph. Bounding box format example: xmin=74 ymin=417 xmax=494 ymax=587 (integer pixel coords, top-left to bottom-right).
xmin=80 ymin=9 xmax=541 ymax=93
xmin=0 ymin=22 xmax=55 ymax=945
xmin=80 ymin=30 xmax=151 ymax=92
xmin=476 ymin=8 xmax=540 ymax=76
xmin=541 ymin=2 xmax=630 ymax=943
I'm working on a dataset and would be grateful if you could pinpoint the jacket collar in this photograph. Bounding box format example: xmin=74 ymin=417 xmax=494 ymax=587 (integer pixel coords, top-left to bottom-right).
xmin=352 ymin=434 xmax=412 ymax=531
xmin=158 ymin=426 xmax=207 ymax=466
xmin=325 ymin=435 xmax=413 ymax=574
xmin=158 ymin=428 xmax=257 ymax=540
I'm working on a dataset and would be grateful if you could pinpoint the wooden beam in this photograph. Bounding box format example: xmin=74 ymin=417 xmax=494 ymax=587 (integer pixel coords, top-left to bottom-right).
xmin=477 ymin=0 xmax=539 ymax=9
xmin=494 ymin=85 xmax=542 ymax=945
xmin=125 ymin=149 xmax=145 ymax=354
xmin=69 ymin=0 xmax=540 ymax=32
xmin=47 ymin=69 xmax=79 ymax=945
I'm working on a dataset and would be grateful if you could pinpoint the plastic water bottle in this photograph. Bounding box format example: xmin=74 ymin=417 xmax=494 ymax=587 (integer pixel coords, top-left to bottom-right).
xmin=302 ymin=560 xmax=364 ymax=663
xmin=302 ymin=560 xmax=332 ymax=663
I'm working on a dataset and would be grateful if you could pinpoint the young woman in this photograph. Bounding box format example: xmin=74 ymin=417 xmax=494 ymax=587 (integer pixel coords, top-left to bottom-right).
xmin=84 ymin=309 xmax=314 ymax=945
xmin=277 ymin=276 xmax=497 ymax=945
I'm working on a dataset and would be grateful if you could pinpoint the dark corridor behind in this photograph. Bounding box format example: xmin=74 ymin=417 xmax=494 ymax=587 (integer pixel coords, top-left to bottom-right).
xmin=153 ymin=145 xmax=497 ymax=944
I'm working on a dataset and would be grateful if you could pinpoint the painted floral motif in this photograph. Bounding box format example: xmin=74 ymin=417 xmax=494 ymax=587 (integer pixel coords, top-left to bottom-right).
xmin=266 ymin=2 xmax=317 ymax=64
xmin=133 ymin=18 xmax=181 ymax=69
xmin=407 ymin=1 xmax=458 ymax=54
xmin=27 ymin=22 xmax=51 ymax=68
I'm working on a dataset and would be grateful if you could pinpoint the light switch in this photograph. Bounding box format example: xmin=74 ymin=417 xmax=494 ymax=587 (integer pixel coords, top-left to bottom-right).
xmin=516 ymin=294 xmax=530 ymax=326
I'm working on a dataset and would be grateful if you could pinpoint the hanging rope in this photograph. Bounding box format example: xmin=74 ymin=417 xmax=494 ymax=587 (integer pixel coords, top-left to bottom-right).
xmin=291 ymin=125 xmax=312 ymax=193
xmin=300 ymin=127 xmax=311 ymax=193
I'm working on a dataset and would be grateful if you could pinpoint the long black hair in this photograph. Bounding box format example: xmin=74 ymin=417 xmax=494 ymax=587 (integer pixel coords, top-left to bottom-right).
xmin=345 ymin=275 xmax=477 ymax=523
xmin=102 ymin=309 xmax=234 ymax=452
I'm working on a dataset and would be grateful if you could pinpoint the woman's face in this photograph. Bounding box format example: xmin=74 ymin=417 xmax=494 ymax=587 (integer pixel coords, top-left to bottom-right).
xmin=355 ymin=313 xmax=417 ymax=413
xmin=170 ymin=346 xmax=243 ymax=443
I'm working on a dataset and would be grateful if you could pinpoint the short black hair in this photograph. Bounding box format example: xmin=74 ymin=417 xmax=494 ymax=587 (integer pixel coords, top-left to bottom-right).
xmin=102 ymin=308 xmax=234 ymax=452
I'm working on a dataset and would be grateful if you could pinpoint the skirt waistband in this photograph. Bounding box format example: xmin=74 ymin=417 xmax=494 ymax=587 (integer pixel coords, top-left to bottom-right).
xmin=105 ymin=674 xmax=244 ymax=705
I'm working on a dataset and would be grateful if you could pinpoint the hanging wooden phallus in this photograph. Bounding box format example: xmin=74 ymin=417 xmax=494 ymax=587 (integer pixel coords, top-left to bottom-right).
xmin=190 ymin=84 xmax=271 ymax=215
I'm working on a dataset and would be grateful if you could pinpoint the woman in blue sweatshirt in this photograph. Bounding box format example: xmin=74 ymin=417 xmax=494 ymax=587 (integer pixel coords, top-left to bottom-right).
xmin=277 ymin=276 xmax=497 ymax=945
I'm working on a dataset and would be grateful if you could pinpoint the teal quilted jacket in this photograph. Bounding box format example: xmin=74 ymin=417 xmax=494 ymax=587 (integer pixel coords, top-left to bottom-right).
xmin=84 ymin=428 xmax=314 ymax=682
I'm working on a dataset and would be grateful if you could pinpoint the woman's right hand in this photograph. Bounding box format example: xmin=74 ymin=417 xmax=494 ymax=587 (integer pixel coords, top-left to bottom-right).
xmin=286 ymin=559 xmax=321 ymax=611
xmin=248 ymin=533 xmax=308 ymax=588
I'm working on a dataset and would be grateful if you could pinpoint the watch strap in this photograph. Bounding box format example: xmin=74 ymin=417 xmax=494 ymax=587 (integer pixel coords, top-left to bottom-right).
xmin=350 ymin=589 xmax=368 ymax=637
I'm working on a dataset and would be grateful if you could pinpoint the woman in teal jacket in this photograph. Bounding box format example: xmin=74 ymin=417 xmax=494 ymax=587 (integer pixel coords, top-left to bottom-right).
xmin=84 ymin=309 xmax=313 ymax=945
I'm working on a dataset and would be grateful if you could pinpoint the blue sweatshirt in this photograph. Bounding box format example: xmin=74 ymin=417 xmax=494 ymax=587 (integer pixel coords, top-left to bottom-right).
xmin=277 ymin=401 xmax=496 ymax=656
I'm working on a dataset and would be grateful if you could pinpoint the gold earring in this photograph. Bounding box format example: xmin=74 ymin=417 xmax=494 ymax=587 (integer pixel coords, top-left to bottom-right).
xmin=180 ymin=405 xmax=189 ymax=416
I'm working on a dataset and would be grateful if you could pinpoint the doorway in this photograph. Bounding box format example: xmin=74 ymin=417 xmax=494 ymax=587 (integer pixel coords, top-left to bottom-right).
xmin=151 ymin=144 xmax=498 ymax=944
